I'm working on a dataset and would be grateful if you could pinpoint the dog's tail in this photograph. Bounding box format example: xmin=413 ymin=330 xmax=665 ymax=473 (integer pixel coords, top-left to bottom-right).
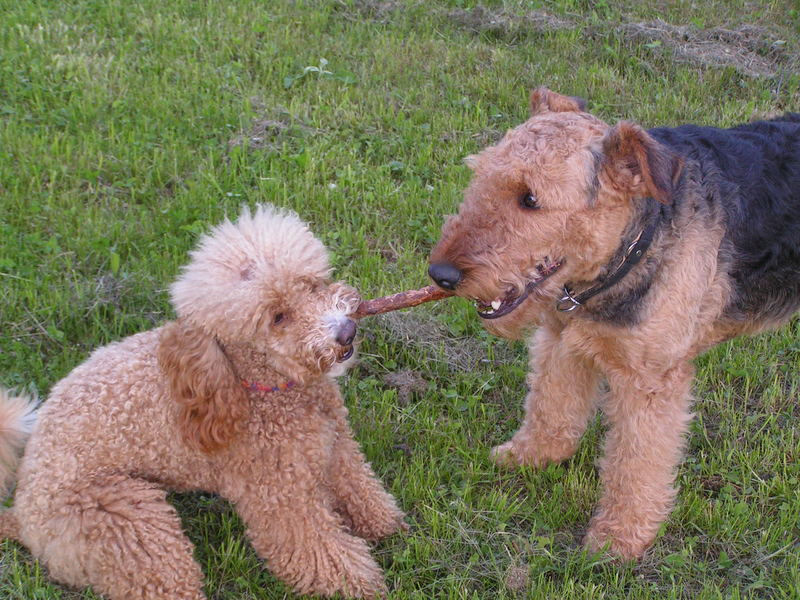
xmin=0 ymin=388 xmax=37 ymax=495
xmin=0 ymin=388 xmax=37 ymax=541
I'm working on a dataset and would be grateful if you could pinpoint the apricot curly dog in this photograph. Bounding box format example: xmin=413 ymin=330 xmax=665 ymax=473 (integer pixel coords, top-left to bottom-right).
xmin=429 ymin=88 xmax=800 ymax=559
xmin=0 ymin=205 xmax=405 ymax=599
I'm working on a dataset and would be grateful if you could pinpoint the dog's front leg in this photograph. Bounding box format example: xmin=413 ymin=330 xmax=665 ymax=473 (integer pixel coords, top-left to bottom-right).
xmin=236 ymin=484 xmax=388 ymax=599
xmin=584 ymin=361 xmax=694 ymax=559
xmin=328 ymin=415 xmax=407 ymax=541
xmin=491 ymin=325 xmax=601 ymax=467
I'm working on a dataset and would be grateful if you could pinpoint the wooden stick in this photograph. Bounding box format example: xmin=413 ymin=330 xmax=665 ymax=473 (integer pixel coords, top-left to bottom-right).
xmin=353 ymin=285 xmax=454 ymax=318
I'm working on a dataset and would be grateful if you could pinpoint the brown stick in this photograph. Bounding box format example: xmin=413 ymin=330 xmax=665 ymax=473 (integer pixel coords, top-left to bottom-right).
xmin=353 ymin=285 xmax=454 ymax=318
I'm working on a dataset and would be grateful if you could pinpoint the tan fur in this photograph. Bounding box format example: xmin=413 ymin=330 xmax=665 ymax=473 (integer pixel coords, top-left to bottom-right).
xmin=430 ymin=89 xmax=755 ymax=559
xmin=158 ymin=320 xmax=250 ymax=452
xmin=0 ymin=388 xmax=36 ymax=517
xmin=529 ymin=86 xmax=587 ymax=114
xmin=600 ymin=121 xmax=684 ymax=205
xmin=0 ymin=205 xmax=405 ymax=599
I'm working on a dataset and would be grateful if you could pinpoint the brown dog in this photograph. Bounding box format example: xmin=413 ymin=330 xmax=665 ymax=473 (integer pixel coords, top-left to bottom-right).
xmin=428 ymin=88 xmax=800 ymax=559
xmin=0 ymin=205 xmax=405 ymax=599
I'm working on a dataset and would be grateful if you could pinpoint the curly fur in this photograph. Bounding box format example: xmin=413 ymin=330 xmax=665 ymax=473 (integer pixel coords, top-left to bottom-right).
xmin=429 ymin=87 xmax=800 ymax=559
xmin=158 ymin=320 xmax=250 ymax=452
xmin=0 ymin=389 xmax=37 ymax=504
xmin=0 ymin=205 xmax=405 ymax=599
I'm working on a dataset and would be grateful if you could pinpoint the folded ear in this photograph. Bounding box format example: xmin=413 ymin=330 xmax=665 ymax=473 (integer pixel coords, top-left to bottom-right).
xmin=529 ymin=86 xmax=587 ymax=116
xmin=601 ymin=121 xmax=683 ymax=204
xmin=158 ymin=320 xmax=249 ymax=452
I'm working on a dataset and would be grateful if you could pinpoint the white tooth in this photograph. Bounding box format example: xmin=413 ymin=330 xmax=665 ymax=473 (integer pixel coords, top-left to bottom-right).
xmin=491 ymin=300 xmax=502 ymax=310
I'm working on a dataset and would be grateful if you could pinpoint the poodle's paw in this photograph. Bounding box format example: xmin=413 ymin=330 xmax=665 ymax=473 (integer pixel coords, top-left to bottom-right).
xmin=280 ymin=532 xmax=387 ymax=599
xmin=339 ymin=487 xmax=408 ymax=541
xmin=352 ymin=503 xmax=408 ymax=541
xmin=342 ymin=570 xmax=388 ymax=600
xmin=326 ymin=541 xmax=388 ymax=599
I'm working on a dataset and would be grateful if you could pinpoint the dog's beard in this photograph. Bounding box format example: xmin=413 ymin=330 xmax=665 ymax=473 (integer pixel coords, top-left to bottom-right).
xmin=326 ymin=351 xmax=356 ymax=378
xmin=474 ymin=258 xmax=562 ymax=319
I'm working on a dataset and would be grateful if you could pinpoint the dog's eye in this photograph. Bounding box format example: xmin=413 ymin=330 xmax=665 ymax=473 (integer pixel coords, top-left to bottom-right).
xmin=273 ymin=313 xmax=285 ymax=325
xmin=520 ymin=192 xmax=540 ymax=210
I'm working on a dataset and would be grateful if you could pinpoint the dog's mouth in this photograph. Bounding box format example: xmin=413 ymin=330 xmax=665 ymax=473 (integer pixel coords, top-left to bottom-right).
xmin=475 ymin=258 xmax=562 ymax=319
xmin=336 ymin=345 xmax=354 ymax=362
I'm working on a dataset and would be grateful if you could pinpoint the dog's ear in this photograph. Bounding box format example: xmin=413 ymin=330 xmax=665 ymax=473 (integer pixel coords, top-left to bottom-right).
xmin=601 ymin=121 xmax=683 ymax=204
xmin=157 ymin=320 xmax=249 ymax=453
xmin=529 ymin=87 xmax=587 ymax=116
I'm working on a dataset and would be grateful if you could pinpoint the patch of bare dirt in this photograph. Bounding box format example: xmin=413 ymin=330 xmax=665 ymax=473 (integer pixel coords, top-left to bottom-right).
xmin=365 ymin=235 xmax=400 ymax=264
xmin=448 ymin=6 xmax=574 ymax=40
xmin=442 ymin=4 xmax=794 ymax=79
xmin=503 ymin=563 xmax=530 ymax=594
xmin=228 ymin=119 xmax=289 ymax=150
xmin=382 ymin=369 xmax=428 ymax=404
xmin=87 ymin=273 xmax=126 ymax=313
xmin=334 ymin=0 xmax=404 ymax=24
xmin=471 ymin=127 xmax=504 ymax=147
xmin=699 ymin=473 xmax=728 ymax=496
xmin=372 ymin=310 xmax=514 ymax=372
xmin=437 ymin=127 xmax=503 ymax=150
xmin=228 ymin=105 xmax=318 ymax=151
xmin=618 ymin=19 xmax=789 ymax=78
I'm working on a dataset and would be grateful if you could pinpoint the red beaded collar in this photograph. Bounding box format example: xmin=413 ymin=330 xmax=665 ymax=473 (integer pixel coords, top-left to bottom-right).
xmin=241 ymin=379 xmax=296 ymax=394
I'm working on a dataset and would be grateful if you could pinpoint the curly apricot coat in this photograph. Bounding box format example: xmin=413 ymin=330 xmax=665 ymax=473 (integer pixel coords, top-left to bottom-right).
xmin=0 ymin=205 xmax=405 ymax=599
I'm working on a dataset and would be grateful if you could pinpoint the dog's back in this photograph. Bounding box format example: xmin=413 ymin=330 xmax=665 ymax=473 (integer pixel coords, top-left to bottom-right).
xmin=649 ymin=116 xmax=800 ymax=321
xmin=14 ymin=329 xmax=213 ymax=505
xmin=762 ymin=112 xmax=800 ymax=124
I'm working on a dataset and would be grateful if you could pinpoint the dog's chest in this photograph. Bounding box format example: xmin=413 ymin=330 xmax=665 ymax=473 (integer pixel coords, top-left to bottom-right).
xmin=237 ymin=396 xmax=341 ymax=470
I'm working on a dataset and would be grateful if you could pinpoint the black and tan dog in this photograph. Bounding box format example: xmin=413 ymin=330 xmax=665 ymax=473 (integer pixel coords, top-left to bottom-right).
xmin=428 ymin=88 xmax=800 ymax=559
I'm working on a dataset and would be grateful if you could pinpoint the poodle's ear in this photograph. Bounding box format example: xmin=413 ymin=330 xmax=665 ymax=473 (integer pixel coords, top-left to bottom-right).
xmin=157 ymin=320 xmax=249 ymax=453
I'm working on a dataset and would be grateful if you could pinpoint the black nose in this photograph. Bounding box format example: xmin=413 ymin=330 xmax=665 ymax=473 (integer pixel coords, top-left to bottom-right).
xmin=428 ymin=261 xmax=463 ymax=290
xmin=336 ymin=319 xmax=357 ymax=346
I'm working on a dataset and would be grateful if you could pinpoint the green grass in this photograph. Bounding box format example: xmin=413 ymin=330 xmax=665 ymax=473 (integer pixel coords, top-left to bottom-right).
xmin=1 ymin=0 xmax=799 ymax=598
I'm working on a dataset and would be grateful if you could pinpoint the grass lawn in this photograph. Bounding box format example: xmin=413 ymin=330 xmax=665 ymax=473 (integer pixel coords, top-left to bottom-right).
xmin=1 ymin=0 xmax=799 ymax=598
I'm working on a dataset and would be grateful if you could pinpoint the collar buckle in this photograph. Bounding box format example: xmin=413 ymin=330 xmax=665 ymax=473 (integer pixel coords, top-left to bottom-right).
xmin=555 ymin=202 xmax=658 ymax=314
xmin=556 ymin=287 xmax=582 ymax=312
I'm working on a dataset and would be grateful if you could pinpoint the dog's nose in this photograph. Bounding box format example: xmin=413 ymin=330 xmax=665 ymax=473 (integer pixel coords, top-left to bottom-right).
xmin=336 ymin=319 xmax=357 ymax=347
xmin=428 ymin=261 xmax=463 ymax=290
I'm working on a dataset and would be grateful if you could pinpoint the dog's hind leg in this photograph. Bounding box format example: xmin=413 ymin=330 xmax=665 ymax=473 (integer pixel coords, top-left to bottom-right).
xmin=491 ymin=325 xmax=601 ymax=467
xmin=18 ymin=475 xmax=206 ymax=600
xmin=584 ymin=361 xmax=694 ymax=559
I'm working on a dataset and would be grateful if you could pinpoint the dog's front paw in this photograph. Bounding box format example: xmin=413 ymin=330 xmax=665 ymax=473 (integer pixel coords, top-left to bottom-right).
xmin=491 ymin=433 xmax=579 ymax=468
xmin=490 ymin=441 xmax=522 ymax=467
xmin=282 ymin=533 xmax=388 ymax=599
xmin=352 ymin=501 xmax=408 ymax=541
xmin=583 ymin=519 xmax=655 ymax=561
xmin=333 ymin=543 xmax=389 ymax=599
xmin=342 ymin=569 xmax=388 ymax=600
